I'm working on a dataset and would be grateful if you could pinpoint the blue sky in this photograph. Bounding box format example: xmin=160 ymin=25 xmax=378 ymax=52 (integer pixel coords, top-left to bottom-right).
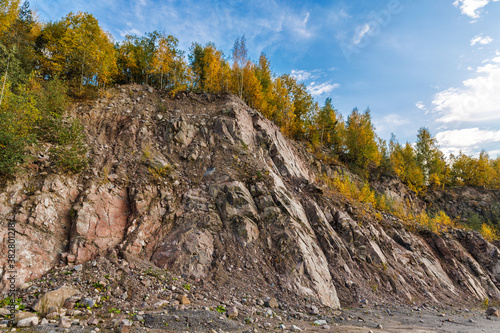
xmin=30 ymin=0 xmax=500 ymax=157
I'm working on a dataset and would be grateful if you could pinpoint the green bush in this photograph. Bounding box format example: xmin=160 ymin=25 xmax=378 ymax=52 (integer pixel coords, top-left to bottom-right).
xmin=50 ymin=119 xmax=87 ymax=173
xmin=0 ymin=119 xmax=28 ymax=176
xmin=0 ymin=79 xmax=38 ymax=176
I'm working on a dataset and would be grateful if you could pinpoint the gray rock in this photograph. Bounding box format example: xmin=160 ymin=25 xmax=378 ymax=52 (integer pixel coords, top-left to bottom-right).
xmin=291 ymin=324 xmax=302 ymax=331
xmin=227 ymin=306 xmax=238 ymax=318
xmin=486 ymin=307 xmax=500 ymax=317
xmin=313 ymin=319 xmax=327 ymax=326
xmin=264 ymin=309 xmax=273 ymax=318
xmin=58 ymin=317 xmax=72 ymax=328
xmin=121 ymin=319 xmax=133 ymax=327
xmin=132 ymin=314 xmax=144 ymax=321
xmin=35 ymin=286 xmax=80 ymax=316
xmin=309 ymin=305 xmax=320 ymax=315
xmin=203 ymin=167 xmax=216 ymax=177
xmin=14 ymin=311 xmax=38 ymax=324
xmin=81 ymin=298 xmax=96 ymax=308
xmin=264 ymin=298 xmax=279 ymax=309
xmin=17 ymin=316 xmax=39 ymax=327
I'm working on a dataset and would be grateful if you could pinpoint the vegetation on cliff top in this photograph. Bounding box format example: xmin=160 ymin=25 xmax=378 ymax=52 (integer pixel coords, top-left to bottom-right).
xmin=1 ymin=2 xmax=498 ymax=237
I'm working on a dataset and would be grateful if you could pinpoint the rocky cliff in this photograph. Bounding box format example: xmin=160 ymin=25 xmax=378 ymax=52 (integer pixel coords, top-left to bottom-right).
xmin=1 ymin=84 xmax=500 ymax=312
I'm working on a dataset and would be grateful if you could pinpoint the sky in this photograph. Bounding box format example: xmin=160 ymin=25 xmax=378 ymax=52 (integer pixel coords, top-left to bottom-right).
xmin=29 ymin=0 xmax=500 ymax=157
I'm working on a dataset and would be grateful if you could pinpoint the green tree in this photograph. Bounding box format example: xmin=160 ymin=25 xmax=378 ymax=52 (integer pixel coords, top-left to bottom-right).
xmin=314 ymin=97 xmax=344 ymax=154
xmin=345 ymin=108 xmax=381 ymax=172
xmin=36 ymin=12 xmax=117 ymax=90
xmin=415 ymin=127 xmax=446 ymax=185
xmin=189 ymin=42 xmax=230 ymax=93
xmin=389 ymin=135 xmax=424 ymax=192
xmin=150 ymin=34 xmax=188 ymax=91
xmin=1 ymin=1 xmax=40 ymax=89
xmin=270 ymin=75 xmax=295 ymax=136
xmin=254 ymin=53 xmax=274 ymax=118
xmin=0 ymin=0 xmax=20 ymax=36
xmin=0 ymin=78 xmax=39 ymax=175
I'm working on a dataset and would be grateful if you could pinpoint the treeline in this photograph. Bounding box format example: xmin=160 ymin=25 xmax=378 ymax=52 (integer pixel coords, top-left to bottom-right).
xmin=1 ymin=3 xmax=499 ymax=191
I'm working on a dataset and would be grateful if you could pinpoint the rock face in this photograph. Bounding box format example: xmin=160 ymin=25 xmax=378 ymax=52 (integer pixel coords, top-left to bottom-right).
xmin=1 ymin=84 xmax=500 ymax=309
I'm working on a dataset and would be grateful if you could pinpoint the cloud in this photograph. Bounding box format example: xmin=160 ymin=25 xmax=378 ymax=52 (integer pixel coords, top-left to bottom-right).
xmin=453 ymin=0 xmax=500 ymax=20
xmin=290 ymin=69 xmax=323 ymax=82
xmin=307 ymin=81 xmax=340 ymax=97
xmin=290 ymin=69 xmax=313 ymax=82
xmin=374 ymin=114 xmax=411 ymax=137
xmin=432 ymin=52 xmax=500 ymax=123
xmin=416 ymin=101 xmax=428 ymax=114
xmin=470 ymin=34 xmax=493 ymax=46
xmin=352 ymin=24 xmax=373 ymax=45
xmin=436 ymin=128 xmax=500 ymax=155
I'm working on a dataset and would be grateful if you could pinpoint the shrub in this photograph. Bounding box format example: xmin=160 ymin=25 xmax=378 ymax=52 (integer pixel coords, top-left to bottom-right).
xmin=0 ymin=79 xmax=39 ymax=176
xmin=49 ymin=119 xmax=87 ymax=173
xmin=480 ymin=223 xmax=499 ymax=242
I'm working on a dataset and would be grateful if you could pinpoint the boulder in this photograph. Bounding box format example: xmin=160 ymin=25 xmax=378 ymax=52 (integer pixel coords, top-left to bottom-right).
xmin=17 ymin=316 xmax=39 ymax=327
xmin=34 ymin=286 xmax=80 ymax=316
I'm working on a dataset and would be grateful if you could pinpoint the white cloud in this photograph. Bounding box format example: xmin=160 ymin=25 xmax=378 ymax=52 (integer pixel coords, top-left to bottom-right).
xmin=436 ymin=128 xmax=500 ymax=146
xmin=382 ymin=114 xmax=410 ymax=127
xmin=453 ymin=0 xmax=500 ymax=20
xmin=432 ymin=52 xmax=500 ymax=123
xmin=352 ymin=24 xmax=373 ymax=45
xmin=436 ymin=128 xmax=500 ymax=155
xmin=416 ymin=101 xmax=429 ymax=114
xmin=308 ymin=81 xmax=340 ymax=97
xmin=470 ymin=34 xmax=493 ymax=46
xmin=290 ymin=69 xmax=314 ymax=82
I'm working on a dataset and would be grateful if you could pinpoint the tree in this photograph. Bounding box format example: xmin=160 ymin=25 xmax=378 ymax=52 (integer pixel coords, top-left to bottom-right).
xmin=415 ymin=127 xmax=446 ymax=185
xmin=389 ymin=135 xmax=424 ymax=192
xmin=0 ymin=0 xmax=20 ymax=36
xmin=36 ymin=12 xmax=117 ymax=90
xmin=345 ymin=108 xmax=381 ymax=172
xmin=314 ymin=97 xmax=344 ymax=153
xmin=1 ymin=1 xmax=40 ymax=89
xmin=270 ymin=75 xmax=295 ymax=136
xmin=0 ymin=77 xmax=39 ymax=175
xmin=232 ymin=35 xmax=247 ymax=99
xmin=115 ymin=31 xmax=160 ymax=85
xmin=151 ymin=34 xmax=176 ymax=90
xmin=241 ymin=60 xmax=263 ymax=109
xmin=189 ymin=42 xmax=230 ymax=93
xmin=273 ymin=74 xmax=315 ymax=140
xmin=255 ymin=53 xmax=274 ymax=118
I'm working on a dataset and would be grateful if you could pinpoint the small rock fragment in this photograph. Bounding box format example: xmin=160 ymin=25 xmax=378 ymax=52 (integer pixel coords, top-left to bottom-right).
xmin=314 ymin=319 xmax=327 ymax=326
xmin=309 ymin=305 xmax=319 ymax=315
xmin=227 ymin=306 xmax=238 ymax=318
xmin=264 ymin=297 xmax=279 ymax=309
xmin=177 ymin=295 xmax=191 ymax=305
xmin=58 ymin=317 xmax=72 ymax=328
xmin=486 ymin=307 xmax=500 ymax=317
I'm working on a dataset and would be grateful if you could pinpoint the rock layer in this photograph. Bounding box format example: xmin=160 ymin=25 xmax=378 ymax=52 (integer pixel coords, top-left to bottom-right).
xmin=1 ymin=84 xmax=499 ymax=309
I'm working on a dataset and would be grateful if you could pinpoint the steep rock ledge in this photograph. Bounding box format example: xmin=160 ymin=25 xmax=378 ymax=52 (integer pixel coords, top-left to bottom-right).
xmin=1 ymin=84 xmax=499 ymax=310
